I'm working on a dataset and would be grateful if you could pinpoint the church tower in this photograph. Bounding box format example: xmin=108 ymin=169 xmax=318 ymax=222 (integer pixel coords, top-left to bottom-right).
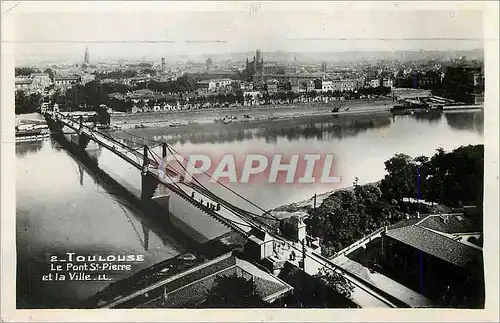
xmin=83 ymin=47 xmax=90 ymax=66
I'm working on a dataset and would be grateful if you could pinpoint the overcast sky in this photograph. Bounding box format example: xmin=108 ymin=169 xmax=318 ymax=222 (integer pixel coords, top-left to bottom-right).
xmin=5 ymin=2 xmax=485 ymax=62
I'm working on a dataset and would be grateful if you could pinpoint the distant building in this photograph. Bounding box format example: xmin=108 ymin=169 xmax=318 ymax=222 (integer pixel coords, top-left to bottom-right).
xmin=382 ymin=78 xmax=394 ymax=88
xmin=335 ymin=79 xmax=356 ymax=92
xmin=206 ymin=57 xmax=212 ymax=71
xmin=126 ymin=89 xmax=163 ymax=103
xmin=368 ymin=79 xmax=381 ymax=88
xmin=30 ymin=73 xmax=51 ymax=92
xmin=442 ymin=63 xmax=484 ymax=104
xmin=321 ymin=62 xmax=327 ymax=72
xmin=185 ymin=71 xmax=240 ymax=81
xmin=15 ymin=73 xmax=51 ymax=93
xmin=197 ymin=78 xmax=233 ymax=92
xmin=243 ymin=91 xmax=261 ymax=105
xmin=15 ymin=78 xmax=33 ymax=91
xmin=161 ymin=57 xmax=166 ymax=73
xmin=240 ymin=82 xmax=254 ymax=91
xmin=265 ymin=79 xmax=278 ymax=93
xmin=126 ymin=75 xmax=151 ymax=87
xmin=306 ymin=80 xmax=316 ymax=92
xmin=54 ymin=75 xmax=81 ymax=88
xmin=81 ymin=74 xmax=96 ymax=85
xmin=321 ymin=80 xmax=334 ymax=92
xmin=83 ymin=47 xmax=90 ymax=68
xmin=244 ymin=49 xmax=265 ymax=79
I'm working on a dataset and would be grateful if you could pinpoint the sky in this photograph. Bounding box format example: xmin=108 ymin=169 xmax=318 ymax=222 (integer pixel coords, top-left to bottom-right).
xmin=4 ymin=1 xmax=485 ymax=63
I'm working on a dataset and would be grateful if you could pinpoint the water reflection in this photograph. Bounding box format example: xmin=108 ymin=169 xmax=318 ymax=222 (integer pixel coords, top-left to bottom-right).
xmin=15 ymin=140 xmax=43 ymax=158
xmin=444 ymin=111 xmax=484 ymax=134
xmin=16 ymin=138 xmax=185 ymax=308
xmin=16 ymin=110 xmax=484 ymax=308
xmin=118 ymin=114 xmax=394 ymax=146
xmin=411 ymin=110 xmax=444 ymax=124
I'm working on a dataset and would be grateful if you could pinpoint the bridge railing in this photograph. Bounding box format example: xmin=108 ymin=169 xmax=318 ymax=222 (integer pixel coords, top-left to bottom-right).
xmin=330 ymin=227 xmax=385 ymax=259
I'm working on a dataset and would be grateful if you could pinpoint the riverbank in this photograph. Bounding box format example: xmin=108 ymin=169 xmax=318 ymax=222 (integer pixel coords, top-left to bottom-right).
xmin=271 ymin=181 xmax=381 ymax=217
xmin=15 ymin=112 xmax=46 ymax=126
xmin=110 ymin=98 xmax=394 ymax=130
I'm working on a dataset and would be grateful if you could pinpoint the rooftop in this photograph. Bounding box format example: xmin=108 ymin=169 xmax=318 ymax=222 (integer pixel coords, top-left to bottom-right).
xmin=54 ymin=75 xmax=80 ymax=80
xmin=109 ymin=252 xmax=292 ymax=308
xmin=15 ymin=78 xmax=33 ymax=85
xmin=385 ymin=214 xmax=483 ymax=270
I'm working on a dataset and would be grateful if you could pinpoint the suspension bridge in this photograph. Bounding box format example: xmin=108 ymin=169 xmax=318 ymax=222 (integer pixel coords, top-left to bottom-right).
xmin=45 ymin=110 xmax=404 ymax=308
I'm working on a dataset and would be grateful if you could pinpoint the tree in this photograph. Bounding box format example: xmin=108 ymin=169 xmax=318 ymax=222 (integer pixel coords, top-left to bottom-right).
xmin=15 ymin=90 xmax=42 ymax=114
xmin=314 ymin=267 xmax=354 ymax=300
xmin=426 ymin=145 xmax=484 ymax=206
xmin=15 ymin=67 xmax=38 ymax=76
xmin=380 ymin=153 xmax=416 ymax=203
xmin=201 ymin=275 xmax=267 ymax=308
xmin=307 ymin=188 xmax=386 ymax=256
xmin=44 ymin=68 xmax=55 ymax=80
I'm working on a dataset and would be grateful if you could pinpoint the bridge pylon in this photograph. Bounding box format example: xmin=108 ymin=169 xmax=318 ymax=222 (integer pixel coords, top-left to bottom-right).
xmin=141 ymin=145 xmax=171 ymax=215
xmin=78 ymin=133 xmax=91 ymax=149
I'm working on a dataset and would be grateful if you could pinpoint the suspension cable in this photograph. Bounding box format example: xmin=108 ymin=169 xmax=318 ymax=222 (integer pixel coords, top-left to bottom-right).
xmin=167 ymin=144 xmax=278 ymax=220
xmin=164 ymin=145 xmax=279 ymax=223
xmin=144 ymin=141 xmax=276 ymax=222
xmin=63 ymin=113 xmax=278 ymax=225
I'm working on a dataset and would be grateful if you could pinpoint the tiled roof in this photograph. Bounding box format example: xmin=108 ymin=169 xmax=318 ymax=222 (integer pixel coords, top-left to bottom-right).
xmin=137 ymin=255 xmax=292 ymax=308
xmin=387 ymin=218 xmax=421 ymax=230
xmin=385 ymin=222 xmax=482 ymax=270
xmin=417 ymin=215 xmax=482 ymax=234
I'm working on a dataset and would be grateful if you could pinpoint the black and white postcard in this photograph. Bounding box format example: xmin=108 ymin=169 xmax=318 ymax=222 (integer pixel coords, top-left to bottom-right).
xmin=1 ymin=1 xmax=498 ymax=322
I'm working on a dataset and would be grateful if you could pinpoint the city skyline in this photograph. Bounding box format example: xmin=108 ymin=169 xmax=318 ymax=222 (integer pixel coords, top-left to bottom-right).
xmin=6 ymin=2 xmax=485 ymax=63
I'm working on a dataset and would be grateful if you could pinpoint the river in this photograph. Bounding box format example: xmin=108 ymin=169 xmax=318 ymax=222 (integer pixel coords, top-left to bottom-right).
xmin=16 ymin=109 xmax=483 ymax=308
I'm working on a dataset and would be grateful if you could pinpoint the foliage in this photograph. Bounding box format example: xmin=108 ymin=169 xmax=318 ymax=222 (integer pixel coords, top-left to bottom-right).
xmin=15 ymin=67 xmax=39 ymax=76
xmin=200 ymin=275 xmax=267 ymax=308
xmin=147 ymin=75 xmax=197 ymax=94
xmin=278 ymin=264 xmax=358 ymax=308
xmin=314 ymin=267 xmax=354 ymax=300
xmin=51 ymin=80 xmax=131 ymax=112
xmin=15 ymin=90 xmax=42 ymax=114
xmin=306 ymin=184 xmax=403 ymax=256
xmin=425 ymin=145 xmax=484 ymax=206
xmin=380 ymin=145 xmax=484 ymax=207
xmin=307 ymin=145 xmax=483 ymax=255
xmin=44 ymin=68 xmax=55 ymax=80
xmin=94 ymin=70 xmax=138 ymax=80
xmin=379 ymin=153 xmax=418 ymax=203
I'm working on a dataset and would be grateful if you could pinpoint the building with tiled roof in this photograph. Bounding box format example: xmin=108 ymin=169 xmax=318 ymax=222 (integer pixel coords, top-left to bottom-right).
xmin=379 ymin=213 xmax=484 ymax=307
xmin=100 ymin=252 xmax=293 ymax=308
xmin=15 ymin=78 xmax=33 ymax=90
xmin=384 ymin=219 xmax=482 ymax=270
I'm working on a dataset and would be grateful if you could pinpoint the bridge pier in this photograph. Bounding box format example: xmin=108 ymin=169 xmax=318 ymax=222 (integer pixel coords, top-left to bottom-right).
xmin=141 ymin=173 xmax=172 ymax=216
xmin=78 ymin=133 xmax=91 ymax=149
xmin=141 ymin=145 xmax=171 ymax=215
xmin=162 ymin=143 xmax=168 ymax=159
xmin=141 ymin=173 xmax=159 ymax=201
xmin=46 ymin=115 xmax=65 ymax=134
